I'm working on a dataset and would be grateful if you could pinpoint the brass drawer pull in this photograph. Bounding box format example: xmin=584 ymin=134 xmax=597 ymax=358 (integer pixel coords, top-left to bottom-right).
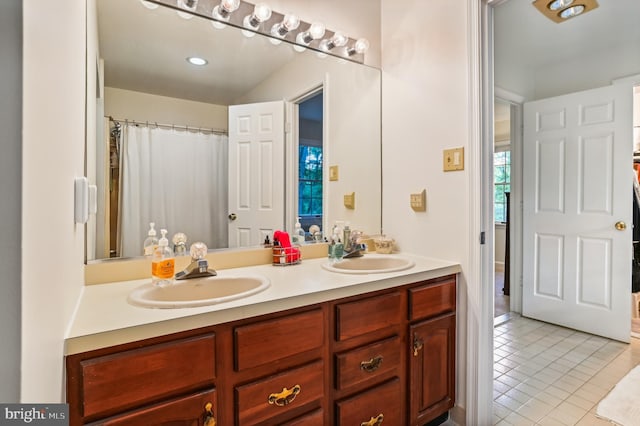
xmin=268 ymin=384 xmax=301 ymax=407
xmin=203 ymin=402 xmax=216 ymax=426
xmin=360 ymin=355 xmax=384 ymax=372
xmin=361 ymin=413 xmax=384 ymax=426
xmin=413 ymin=336 xmax=424 ymax=356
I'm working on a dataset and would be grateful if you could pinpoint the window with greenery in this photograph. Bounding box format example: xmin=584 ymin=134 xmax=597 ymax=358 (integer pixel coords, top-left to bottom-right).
xmin=494 ymin=150 xmax=511 ymax=223
xmin=298 ymin=144 xmax=323 ymax=216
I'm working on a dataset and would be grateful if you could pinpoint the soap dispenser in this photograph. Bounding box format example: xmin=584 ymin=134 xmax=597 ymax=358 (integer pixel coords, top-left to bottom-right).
xmin=292 ymin=217 xmax=305 ymax=245
xmin=143 ymin=222 xmax=159 ymax=256
xmin=152 ymin=229 xmax=175 ymax=287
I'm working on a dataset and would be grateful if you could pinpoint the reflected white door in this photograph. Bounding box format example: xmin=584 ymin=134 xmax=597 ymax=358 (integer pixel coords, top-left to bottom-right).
xmin=228 ymin=101 xmax=285 ymax=248
xmin=523 ymin=84 xmax=633 ymax=342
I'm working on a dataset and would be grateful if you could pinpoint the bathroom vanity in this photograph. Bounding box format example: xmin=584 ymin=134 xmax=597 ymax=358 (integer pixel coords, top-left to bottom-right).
xmin=65 ymin=255 xmax=459 ymax=425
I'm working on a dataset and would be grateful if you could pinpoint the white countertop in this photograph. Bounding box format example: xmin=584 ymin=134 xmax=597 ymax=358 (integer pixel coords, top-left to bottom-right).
xmin=65 ymin=253 xmax=461 ymax=355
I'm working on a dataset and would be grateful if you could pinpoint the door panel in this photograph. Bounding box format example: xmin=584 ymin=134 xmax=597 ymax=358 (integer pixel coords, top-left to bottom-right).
xmin=228 ymin=101 xmax=285 ymax=248
xmin=523 ymin=83 xmax=632 ymax=342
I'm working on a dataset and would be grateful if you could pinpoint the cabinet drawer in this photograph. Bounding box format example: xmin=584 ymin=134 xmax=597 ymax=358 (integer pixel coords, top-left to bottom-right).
xmin=281 ymin=408 xmax=324 ymax=426
xmin=335 ymin=335 xmax=401 ymax=391
xmin=335 ymin=292 xmax=402 ymax=341
xmin=235 ymin=360 xmax=324 ymax=426
xmin=409 ymin=277 xmax=456 ymax=321
xmin=80 ymin=334 xmax=216 ymax=419
xmin=87 ymin=389 xmax=216 ymax=426
xmin=234 ymin=308 xmax=324 ymax=371
xmin=335 ymin=378 xmax=402 ymax=426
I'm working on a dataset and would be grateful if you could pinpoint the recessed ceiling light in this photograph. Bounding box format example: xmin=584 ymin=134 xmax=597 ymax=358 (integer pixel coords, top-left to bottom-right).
xmin=560 ymin=5 xmax=585 ymax=19
xmin=186 ymin=57 xmax=208 ymax=66
xmin=532 ymin=0 xmax=598 ymax=23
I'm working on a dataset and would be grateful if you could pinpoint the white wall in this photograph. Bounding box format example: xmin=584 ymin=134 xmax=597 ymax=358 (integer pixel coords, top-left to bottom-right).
xmin=22 ymin=0 xmax=86 ymax=402
xmin=533 ymin=41 xmax=640 ymax=100
xmin=0 ymin=0 xmax=22 ymax=402
xmin=381 ymin=0 xmax=471 ymax=418
xmin=104 ymin=87 xmax=228 ymax=131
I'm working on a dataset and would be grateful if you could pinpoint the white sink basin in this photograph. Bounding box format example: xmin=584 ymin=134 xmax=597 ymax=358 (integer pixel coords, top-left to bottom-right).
xmin=322 ymin=254 xmax=415 ymax=274
xmin=128 ymin=274 xmax=270 ymax=309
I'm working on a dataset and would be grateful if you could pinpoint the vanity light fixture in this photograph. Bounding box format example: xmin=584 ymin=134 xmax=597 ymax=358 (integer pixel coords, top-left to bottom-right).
xmin=211 ymin=0 xmax=241 ymax=29
xmin=177 ymin=0 xmax=198 ymax=19
xmin=532 ymin=0 xmax=598 ymax=23
xmin=269 ymin=13 xmax=300 ymax=44
xmin=242 ymin=3 xmax=272 ymax=37
xmin=345 ymin=38 xmax=370 ymax=57
xmin=293 ymin=22 xmax=326 ymax=52
xmin=319 ymin=31 xmax=348 ymax=52
xmin=186 ymin=56 xmax=208 ymax=66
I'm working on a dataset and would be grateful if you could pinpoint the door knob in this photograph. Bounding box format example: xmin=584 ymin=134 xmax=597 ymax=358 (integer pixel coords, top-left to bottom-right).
xmin=615 ymin=221 xmax=626 ymax=231
xmin=228 ymin=213 xmax=237 ymax=221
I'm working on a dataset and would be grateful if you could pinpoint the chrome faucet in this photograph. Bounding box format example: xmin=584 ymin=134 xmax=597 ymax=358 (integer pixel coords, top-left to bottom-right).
xmin=175 ymin=242 xmax=217 ymax=280
xmin=343 ymin=230 xmax=366 ymax=258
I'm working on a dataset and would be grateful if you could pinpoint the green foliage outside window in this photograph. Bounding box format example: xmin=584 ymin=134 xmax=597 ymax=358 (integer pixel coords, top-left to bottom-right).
xmin=299 ymin=145 xmax=323 ymax=216
xmin=494 ymin=151 xmax=511 ymax=223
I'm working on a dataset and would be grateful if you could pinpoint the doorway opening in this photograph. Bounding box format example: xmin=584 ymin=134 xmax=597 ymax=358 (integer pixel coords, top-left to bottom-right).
xmin=296 ymin=91 xmax=324 ymax=236
xmin=494 ymin=98 xmax=512 ymax=321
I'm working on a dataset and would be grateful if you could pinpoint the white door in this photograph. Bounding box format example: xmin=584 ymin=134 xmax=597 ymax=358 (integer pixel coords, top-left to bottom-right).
xmin=523 ymin=83 xmax=633 ymax=342
xmin=228 ymin=101 xmax=285 ymax=248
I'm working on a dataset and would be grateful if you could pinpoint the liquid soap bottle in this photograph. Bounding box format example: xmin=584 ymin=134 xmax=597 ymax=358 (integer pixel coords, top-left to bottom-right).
xmin=293 ymin=217 xmax=305 ymax=245
xmin=143 ymin=222 xmax=158 ymax=256
xmin=152 ymin=229 xmax=175 ymax=287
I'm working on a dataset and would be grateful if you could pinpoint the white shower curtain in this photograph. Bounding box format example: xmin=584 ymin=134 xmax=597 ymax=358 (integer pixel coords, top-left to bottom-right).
xmin=118 ymin=124 xmax=228 ymax=258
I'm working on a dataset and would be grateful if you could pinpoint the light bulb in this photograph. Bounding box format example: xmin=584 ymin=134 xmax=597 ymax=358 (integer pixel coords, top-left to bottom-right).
xmin=242 ymin=3 xmax=272 ymax=37
xmin=177 ymin=0 xmax=197 ymax=19
xmin=139 ymin=0 xmax=159 ymax=10
xmin=212 ymin=0 xmax=240 ymax=29
xmin=320 ymin=31 xmax=348 ymax=52
xmin=294 ymin=22 xmax=326 ymax=52
xmin=309 ymin=22 xmax=326 ymax=40
xmin=560 ymin=4 xmax=584 ymax=18
xmin=346 ymin=38 xmax=370 ymax=56
xmin=270 ymin=13 xmax=300 ymax=40
xmin=548 ymin=0 xmax=573 ymax=11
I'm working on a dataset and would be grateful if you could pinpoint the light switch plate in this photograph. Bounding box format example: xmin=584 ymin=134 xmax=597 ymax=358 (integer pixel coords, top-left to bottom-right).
xmin=329 ymin=165 xmax=339 ymax=181
xmin=443 ymin=147 xmax=464 ymax=171
xmin=344 ymin=192 xmax=355 ymax=209
xmin=410 ymin=189 xmax=427 ymax=212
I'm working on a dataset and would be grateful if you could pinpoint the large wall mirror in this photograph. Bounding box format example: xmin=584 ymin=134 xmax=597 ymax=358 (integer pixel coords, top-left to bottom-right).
xmin=86 ymin=0 xmax=381 ymax=262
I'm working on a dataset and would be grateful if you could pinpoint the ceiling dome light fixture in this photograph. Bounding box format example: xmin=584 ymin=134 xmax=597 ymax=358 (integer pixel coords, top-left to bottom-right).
xmin=242 ymin=3 xmax=272 ymax=37
xmin=211 ymin=0 xmax=240 ymax=29
xmin=532 ymin=0 xmax=598 ymax=23
xmin=186 ymin=56 xmax=208 ymax=66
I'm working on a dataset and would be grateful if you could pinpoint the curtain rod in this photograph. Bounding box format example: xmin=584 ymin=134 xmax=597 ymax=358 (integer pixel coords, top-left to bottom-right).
xmin=108 ymin=116 xmax=227 ymax=136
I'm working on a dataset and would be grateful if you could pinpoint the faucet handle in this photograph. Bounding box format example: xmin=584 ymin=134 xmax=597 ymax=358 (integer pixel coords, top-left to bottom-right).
xmin=190 ymin=242 xmax=208 ymax=261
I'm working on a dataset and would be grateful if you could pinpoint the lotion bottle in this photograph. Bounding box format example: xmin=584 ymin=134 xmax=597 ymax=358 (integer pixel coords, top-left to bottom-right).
xmin=152 ymin=229 xmax=175 ymax=287
xmin=143 ymin=222 xmax=158 ymax=256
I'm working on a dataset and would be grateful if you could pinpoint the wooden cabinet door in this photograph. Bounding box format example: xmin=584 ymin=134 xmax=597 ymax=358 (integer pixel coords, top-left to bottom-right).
xmin=408 ymin=313 xmax=456 ymax=426
xmin=87 ymin=389 xmax=216 ymax=426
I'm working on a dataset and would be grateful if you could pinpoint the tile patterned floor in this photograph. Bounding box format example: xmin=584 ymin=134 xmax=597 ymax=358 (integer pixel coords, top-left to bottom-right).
xmin=493 ymin=316 xmax=640 ymax=425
